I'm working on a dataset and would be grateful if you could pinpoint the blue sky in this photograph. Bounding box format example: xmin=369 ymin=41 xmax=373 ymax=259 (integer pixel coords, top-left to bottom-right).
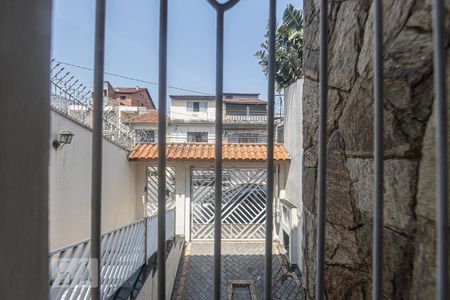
xmin=52 ymin=0 xmax=302 ymax=106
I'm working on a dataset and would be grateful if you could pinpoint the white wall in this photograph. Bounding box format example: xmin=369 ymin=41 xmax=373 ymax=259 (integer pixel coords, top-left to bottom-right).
xmin=169 ymin=123 xmax=216 ymax=143
xmin=170 ymin=99 xmax=216 ymax=121
xmin=131 ymin=123 xmax=216 ymax=143
xmin=1 ymin=1 xmax=51 ymax=297
xmin=49 ymin=110 xmax=140 ymax=250
xmin=282 ymin=78 xmax=304 ymax=267
xmin=136 ymin=237 xmax=184 ymax=300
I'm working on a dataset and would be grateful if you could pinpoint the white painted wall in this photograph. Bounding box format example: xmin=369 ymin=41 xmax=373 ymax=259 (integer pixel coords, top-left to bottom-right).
xmin=169 ymin=123 xmax=216 ymax=143
xmin=49 ymin=110 xmax=140 ymax=250
xmin=1 ymin=1 xmax=51 ymax=296
xmin=170 ymin=98 xmax=216 ymax=121
xmin=136 ymin=237 xmax=184 ymax=300
xmin=282 ymin=78 xmax=304 ymax=267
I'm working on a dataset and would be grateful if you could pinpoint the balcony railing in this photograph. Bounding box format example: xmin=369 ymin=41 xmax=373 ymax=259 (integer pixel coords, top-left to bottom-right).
xmin=48 ymin=209 xmax=175 ymax=300
xmin=224 ymin=114 xmax=267 ymax=123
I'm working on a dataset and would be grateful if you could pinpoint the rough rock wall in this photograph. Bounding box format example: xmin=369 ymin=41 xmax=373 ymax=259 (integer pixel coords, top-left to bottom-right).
xmin=301 ymin=0 xmax=450 ymax=299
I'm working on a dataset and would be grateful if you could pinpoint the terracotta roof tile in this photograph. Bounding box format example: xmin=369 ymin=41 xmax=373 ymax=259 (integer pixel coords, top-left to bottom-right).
xmin=128 ymin=143 xmax=290 ymax=161
xmin=126 ymin=110 xmax=167 ymax=124
xmin=114 ymin=87 xmax=146 ymax=93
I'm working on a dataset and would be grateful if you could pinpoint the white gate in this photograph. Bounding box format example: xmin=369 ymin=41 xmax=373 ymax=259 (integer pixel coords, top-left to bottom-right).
xmin=146 ymin=167 xmax=176 ymax=216
xmin=191 ymin=168 xmax=267 ymax=240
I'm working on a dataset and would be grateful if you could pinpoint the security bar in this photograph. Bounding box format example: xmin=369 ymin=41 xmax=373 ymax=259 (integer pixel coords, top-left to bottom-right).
xmin=372 ymin=0 xmax=384 ymax=299
xmin=91 ymin=0 xmax=106 ymax=299
xmin=315 ymin=0 xmax=328 ymax=299
xmin=206 ymin=2 xmax=241 ymax=299
xmin=431 ymin=1 xmax=449 ymax=299
xmin=265 ymin=0 xmax=276 ymax=299
xmin=158 ymin=0 xmax=168 ymax=299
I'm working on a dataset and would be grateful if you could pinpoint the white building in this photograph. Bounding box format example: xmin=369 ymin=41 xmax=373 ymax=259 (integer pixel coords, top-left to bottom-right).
xmin=168 ymin=93 xmax=268 ymax=143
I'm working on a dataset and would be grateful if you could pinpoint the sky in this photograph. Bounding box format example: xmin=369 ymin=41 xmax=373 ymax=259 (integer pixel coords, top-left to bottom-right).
xmin=51 ymin=0 xmax=303 ymax=107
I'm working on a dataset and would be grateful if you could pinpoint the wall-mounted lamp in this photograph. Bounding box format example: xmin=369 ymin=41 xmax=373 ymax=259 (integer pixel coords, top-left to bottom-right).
xmin=53 ymin=130 xmax=74 ymax=150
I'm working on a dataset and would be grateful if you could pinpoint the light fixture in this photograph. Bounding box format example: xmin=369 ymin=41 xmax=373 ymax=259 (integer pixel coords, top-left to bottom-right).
xmin=53 ymin=130 xmax=74 ymax=149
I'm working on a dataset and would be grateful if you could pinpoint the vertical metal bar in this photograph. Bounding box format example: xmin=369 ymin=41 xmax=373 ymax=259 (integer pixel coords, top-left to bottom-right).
xmin=214 ymin=8 xmax=224 ymax=300
xmin=265 ymin=0 xmax=276 ymax=299
xmin=145 ymin=216 xmax=148 ymax=265
xmin=205 ymin=2 xmax=239 ymax=298
xmin=372 ymin=0 xmax=384 ymax=299
xmin=315 ymin=0 xmax=328 ymax=299
xmin=432 ymin=1 xmax=449 ymax=299
xmin=91 ymin=0 xmax=106 ymax=299
xmin=158 ymin=0 xmax=168 ymax=299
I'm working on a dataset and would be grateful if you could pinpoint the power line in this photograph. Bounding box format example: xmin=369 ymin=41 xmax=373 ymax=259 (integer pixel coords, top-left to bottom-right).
xmin=54 ymin=60 xmax=214 ymax=96
xmin=53 ymin=60 xmax=284 ymax=99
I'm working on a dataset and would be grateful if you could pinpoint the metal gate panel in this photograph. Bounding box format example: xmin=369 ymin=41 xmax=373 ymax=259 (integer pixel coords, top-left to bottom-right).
xmin=191 ymin=168 xmax=267 ymax=240
xmin=146 ymin=167 xmax=175 ymax=216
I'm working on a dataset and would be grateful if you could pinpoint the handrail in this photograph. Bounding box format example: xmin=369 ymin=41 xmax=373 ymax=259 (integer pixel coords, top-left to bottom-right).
xmin=48 ymin=208 xmax=175 ymax=300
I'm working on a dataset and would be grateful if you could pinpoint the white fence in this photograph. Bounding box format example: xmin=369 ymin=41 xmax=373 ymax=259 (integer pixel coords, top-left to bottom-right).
xmin=48 ymin=209 xmax=176 ymax=300
xmin=146 ymin=209 xmax=175 ymax=257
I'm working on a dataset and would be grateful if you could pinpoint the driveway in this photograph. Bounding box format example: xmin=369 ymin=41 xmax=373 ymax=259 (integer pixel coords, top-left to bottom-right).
xmin=171 ymin=242 xmax=303 ymax=299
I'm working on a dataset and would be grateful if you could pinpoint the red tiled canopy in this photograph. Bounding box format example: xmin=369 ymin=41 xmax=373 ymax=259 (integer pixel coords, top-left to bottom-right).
xmin=128 ymin=143 xmax=290 ymax=161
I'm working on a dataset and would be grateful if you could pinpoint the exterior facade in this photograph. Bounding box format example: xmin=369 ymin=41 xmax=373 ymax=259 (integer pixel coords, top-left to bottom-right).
xmin=169 ymin=93 xmax=268 ymax=143
xmin=125 ymin=110 xmax=159 ymax=143
xmin=103 ymin=81 xmax=156 ymax=124
xmin=65 ymin=81 xmax=156 ymax=131
xmin=104 ymin=81 xmax=156 ymax=109
xmin=126 ymin=93 xmax=269 ymax=144
xmin=169 ymin=95 xmax=216 ymax=143
xmin=223 ymin=94 xmax=268 ymax=143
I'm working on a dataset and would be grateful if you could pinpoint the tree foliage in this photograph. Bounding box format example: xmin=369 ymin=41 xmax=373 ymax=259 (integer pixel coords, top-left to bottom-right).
xmin=256 ymin=4 xmax=304 ymax=90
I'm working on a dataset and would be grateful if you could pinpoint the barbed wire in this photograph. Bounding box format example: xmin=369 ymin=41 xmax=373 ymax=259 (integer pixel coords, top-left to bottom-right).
xmin=50 ymin=61 xmax=136 ymax=150
xmin=52 ymin=59 xmax=285 ymax=98
xmin=53 ymin=60 xmax=213 ymax=96
xmin=50 ymin=59 xmax=285 ymax=149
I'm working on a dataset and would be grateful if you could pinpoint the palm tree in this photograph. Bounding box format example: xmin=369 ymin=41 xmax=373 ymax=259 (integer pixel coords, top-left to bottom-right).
xmin=256 ymin=4 xmax=304 ymax=90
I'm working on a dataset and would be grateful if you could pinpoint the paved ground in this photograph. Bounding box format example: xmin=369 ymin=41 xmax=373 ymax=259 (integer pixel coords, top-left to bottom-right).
xmin=171 ymin=242 xmax=302 ymax=300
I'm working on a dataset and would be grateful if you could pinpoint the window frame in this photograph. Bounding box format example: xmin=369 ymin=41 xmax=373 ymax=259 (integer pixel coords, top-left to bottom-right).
xmin=187 ymin=131 xmax=208 ymax=143
xmin=136 ymin=129 xmax=155 ymax=143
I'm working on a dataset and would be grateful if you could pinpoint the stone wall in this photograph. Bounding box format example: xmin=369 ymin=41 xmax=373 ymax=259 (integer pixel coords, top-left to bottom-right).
xmin=301 ymin=0 xmax=450 ymax=299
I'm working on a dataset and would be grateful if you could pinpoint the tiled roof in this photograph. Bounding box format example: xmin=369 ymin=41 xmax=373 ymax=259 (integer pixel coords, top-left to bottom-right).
xmin=128 ymin=143 xmax=290 ymax=161
xmin=170 ymin=95 xmax=215 ymax=100
xmin=169 ymin=96 xmax=266 ymax=105
xmin=126 ymin=110 xmax=162 ymax=124
xmin=114 ymin=87 xmax=146 ymax=93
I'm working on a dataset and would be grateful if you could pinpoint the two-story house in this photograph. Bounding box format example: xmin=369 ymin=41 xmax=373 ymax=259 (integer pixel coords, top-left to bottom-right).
xmin=222 ymin=93 xmax=267 ymax=143
xmin=124 ymin=92 xmax=269 ymax=144
xmin=169 ymin=95 xmax=216 ymax=143
xmin=168 ymin=93 xmax=268 ymax=143
xmin=103 ymin=81 xmax=156 ymax=123
xmin=66 ymin=81 xmax=156 ymax=131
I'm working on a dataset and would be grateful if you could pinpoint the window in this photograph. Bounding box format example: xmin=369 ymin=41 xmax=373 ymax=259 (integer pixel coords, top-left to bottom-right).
xmin=187 ymin=132 xmax=208 ymax=143
xmin=120 ymin=95 xmax=126 ymax=100
xmin=193 ymin=102 xmax=200 ymax=112
xmin=187 ymin=101 xmax=207 ymax=112
xmin=226 ymin=133 xmax=266 ymax=143
xmin=136 ymin=129 xmax=155 ymax=143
